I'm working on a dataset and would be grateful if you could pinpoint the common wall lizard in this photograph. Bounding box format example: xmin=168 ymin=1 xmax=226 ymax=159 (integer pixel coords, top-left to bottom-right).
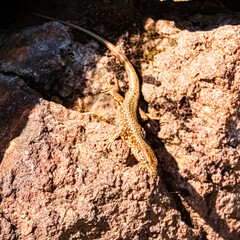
xmin=33 ymin=13 xmax=158 ymax=175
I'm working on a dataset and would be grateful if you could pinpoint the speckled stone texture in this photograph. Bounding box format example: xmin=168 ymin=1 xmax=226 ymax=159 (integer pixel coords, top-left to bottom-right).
xmin=0 ymin=10 xmax=239 ymax=240
xmin=0 ymin=74 xmax=194 ymax=240
xmin=141 ymin=14 xmax=240 ymax=239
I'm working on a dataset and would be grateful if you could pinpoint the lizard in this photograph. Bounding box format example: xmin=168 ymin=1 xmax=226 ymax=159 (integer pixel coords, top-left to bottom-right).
xmin=33 ymin=13 xmax=158 ymax=175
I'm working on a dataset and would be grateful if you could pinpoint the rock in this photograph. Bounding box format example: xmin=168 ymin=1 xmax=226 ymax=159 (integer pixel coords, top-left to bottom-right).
xmin=0 ymin=74 xmax=195 ymax=239
xmin=0 ymin=23 xmax=196 ymax=239
xmin=0 ymin=10 xmax=239 ymax=240
xmin=141 ymin=13 xmax=240 ymax=240
xmin=0 ymin=74 xmax=40 ymax=161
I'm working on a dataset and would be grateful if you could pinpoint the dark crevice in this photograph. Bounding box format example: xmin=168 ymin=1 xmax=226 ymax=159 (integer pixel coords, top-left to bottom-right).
xmin=0 ymin=212 xmax=18 ymax=235
xmin=164 ymin=176 xmax=194 ymax=228
xmin=0 ymin=70 xmax=45 ymax=95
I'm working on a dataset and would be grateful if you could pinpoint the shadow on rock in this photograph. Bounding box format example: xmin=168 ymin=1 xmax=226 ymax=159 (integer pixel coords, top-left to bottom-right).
xmin=0 ymin=74 xmax=40 ymax=162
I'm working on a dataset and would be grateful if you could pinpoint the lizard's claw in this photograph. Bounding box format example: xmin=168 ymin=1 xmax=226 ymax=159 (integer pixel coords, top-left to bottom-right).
xmin=102 ymin=131 xmax=121 ymax=152
xmin=146 ymin=113 xmax=161 ymax=121
xmin=103 ymin=138 xmax=114 ymax=152
xmin=101 ymin=83 xmax=114 ymax=94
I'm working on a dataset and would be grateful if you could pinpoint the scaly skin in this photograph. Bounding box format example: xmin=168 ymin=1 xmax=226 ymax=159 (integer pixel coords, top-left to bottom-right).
xmin=33 ymin=13 xmax=158 ymax=175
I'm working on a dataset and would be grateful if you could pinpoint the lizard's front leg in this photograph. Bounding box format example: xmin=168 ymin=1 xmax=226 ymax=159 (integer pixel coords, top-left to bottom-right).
xmin=103 ymin=129 xmax=121 ymax=151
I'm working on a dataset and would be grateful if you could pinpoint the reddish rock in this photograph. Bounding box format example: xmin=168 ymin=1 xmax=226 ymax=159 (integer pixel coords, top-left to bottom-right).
xmin=0 ymin=74 xmax=195 ymax=239
xmin=141 ymin=14 xmax=240 ymax=240
xmin=0 ymin=11 xmax=239 ymax=240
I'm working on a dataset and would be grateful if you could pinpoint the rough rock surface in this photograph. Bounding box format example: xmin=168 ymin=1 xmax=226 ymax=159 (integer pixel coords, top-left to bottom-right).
xmin=0 ymin=74 xmax=194 ymax=240
xmin=0 ymin=9 xmax=240 ymax=240
xmin=141 ymin=14 xmax=240 ymax=239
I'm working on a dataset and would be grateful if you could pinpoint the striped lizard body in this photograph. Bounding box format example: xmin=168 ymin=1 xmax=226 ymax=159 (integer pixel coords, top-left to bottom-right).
xmin=33 ymin=13 xmax=158 ymax=175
